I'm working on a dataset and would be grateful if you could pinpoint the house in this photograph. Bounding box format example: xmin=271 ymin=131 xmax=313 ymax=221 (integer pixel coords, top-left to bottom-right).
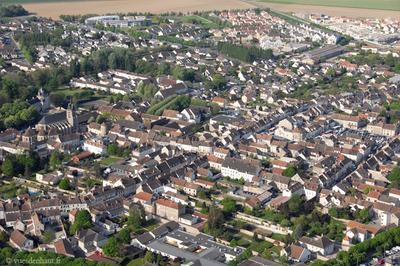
xmin=281 ymin=244 xmax=311 ymax=263
xmin=299 ymin=236 xmax=334 ymax=256
xmin=54 ymin=238 xmax=75 ymax=257
xmin=77 ymin=229 xmax=107 ymax=254
xmin=10 ymin=230 xmax=34 ymax=251
xmin=366 ymin=122 xmax=399 ymax=137
xmin=344 ymin=220 xmax=383 ymax=244
xmin=221 ymin=157 xmax=261 ymax=182
xmin=304 ymin=182 xmax=319 ymax=201
xmin=331 ymin=113 xmax=366 ymax=129
xmin=155 ymin=198 xmax=185 ymax=221
xmin=170 ymin=177 xmax=199 ymax=196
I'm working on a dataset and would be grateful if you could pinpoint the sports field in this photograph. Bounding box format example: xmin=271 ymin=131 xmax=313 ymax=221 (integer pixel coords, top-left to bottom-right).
xmin=259 ymin=0 xmax=400 ymax=11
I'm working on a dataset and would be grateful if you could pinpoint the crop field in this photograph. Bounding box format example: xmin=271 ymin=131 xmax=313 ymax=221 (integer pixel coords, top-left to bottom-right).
xmin=10 ymin=0 xmax=254 ymax=19
xmin=259 ymin=0 xmax=400 ymax=11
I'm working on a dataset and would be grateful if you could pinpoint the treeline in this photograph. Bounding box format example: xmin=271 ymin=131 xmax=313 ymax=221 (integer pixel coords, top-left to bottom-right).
xmin=147 ymin=95 xmax=191 ymax=116
xmin=0 ymin=247 xmax=107 ymax=266
xmin=14 ymin=28 xmax=73 ymax=62
xmin=0 ymin=5 xmax=28 ymax=17
xmin=0 ymin=101 xmax=39 ymax=130
xmin=217 ymin=42 xmax=274 ymax=62
xmin=0 ymin=65 xmax=76 ymax=129
xmin=1 ymin=152 xmax=41 ymax=178
xmin=314 ymin=226 xmax=400 ymax=266
xmin=77 ymin=47 xmax=173 ymax=76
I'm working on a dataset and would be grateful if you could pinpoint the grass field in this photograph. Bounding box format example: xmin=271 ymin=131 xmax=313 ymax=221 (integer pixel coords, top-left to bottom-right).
xmin=260 ymin=0 xmax=400 ymax=11
xmin=99 ymin=156 xmax=123 ymax=166
xmin=182 ymin=15 xmax=220 ymax=29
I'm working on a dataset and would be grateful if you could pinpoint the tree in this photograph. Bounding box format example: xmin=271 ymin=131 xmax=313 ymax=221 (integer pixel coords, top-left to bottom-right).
xmin=117 ymin=228 xmax=131 ymax=244
xmin=49 ymin=92 xmax=65 ymax=107
xmin=0 ymin=231 xmax=8 ymax=243
xmin=0 ymin=5 xmax=29 ymax=17
xmin=103 ymin=236 xmax=120 ymax=257
xmin=198 ymin=190 xmax=208 ymax=200
xmin=206 ymin=205 xmax=225 ymax=237
xmin=70 ymin=210 xmax=92 ymax=235
xmin=283 ymin=165 xmax=297 ymax=177
xmin=172 ymin=66 xmax=195 ymax=82
xmin=355 ymin=208 xmax=372 ymax=223
xmin=293 ymin=223 xmax=304 ymax=240
xmin=127 ymin=204 xmax=145 ymax=231
xmin=43 ymin=230 xmax=55 ymax=244
xmin=49 ymin=150 xmax=61 ymax=170
xmin=221 ymin=197 xmax=237 ymax=213
xmin=144 ymin=250 xmax=155 ymax=263
xmin=387 ymin=166 xmax=400 ymax=188
xmin=136 ymin=83 xmax=158 ymax=100
xmin=205 ymin=74 xmax=226 ymax=91
xmin=59 ymin=178 xmax=70 ymax=190
xmin=1 ymin=157 xmax=15 ymax=176
xmin=156 ymin=253 xmax=164 ymax=265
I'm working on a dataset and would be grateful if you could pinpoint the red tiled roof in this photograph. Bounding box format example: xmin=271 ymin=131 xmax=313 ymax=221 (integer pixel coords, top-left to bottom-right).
xmin=134 ymin=192 xmax=152 ymax=202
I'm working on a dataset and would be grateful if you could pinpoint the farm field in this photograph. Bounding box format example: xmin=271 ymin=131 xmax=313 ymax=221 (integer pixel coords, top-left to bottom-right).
xmin=259 ymin=0 xmax=400 ymax=11
xmin=250 ymin=0 xmax=400 ymax=18
xmin=17 ymin=0 xmax=254 ymax=19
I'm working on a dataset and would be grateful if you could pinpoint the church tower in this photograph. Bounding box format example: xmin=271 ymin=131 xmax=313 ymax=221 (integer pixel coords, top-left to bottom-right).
xmin=66 ymin=103 xmax=78 ymax=131
xmin=37 ymin=88 xmax=50 ymax=112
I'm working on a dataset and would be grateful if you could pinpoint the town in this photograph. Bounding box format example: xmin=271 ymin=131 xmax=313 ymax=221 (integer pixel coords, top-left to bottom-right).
xmin=0 ymin=3 xmax=400 ymax=266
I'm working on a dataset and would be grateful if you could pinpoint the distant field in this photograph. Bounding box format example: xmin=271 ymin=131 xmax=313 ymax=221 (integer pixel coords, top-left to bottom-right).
xmin=259 ymin=0 xmax=400 ymax=11
xmin=2 ymin=0 xmax=82 ymax=4
xmin=16 ymin=0 xmax=254 ymax=19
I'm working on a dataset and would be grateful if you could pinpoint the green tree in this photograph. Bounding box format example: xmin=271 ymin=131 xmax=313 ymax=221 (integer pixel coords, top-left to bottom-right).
xmin=221 ymin=197 xmax=237 ymax=213
xmin=103 ymin=236 xmax=120 ymax=257
xmin=43 ymin=230 xmax=55 ymax=244
xmin=117 ymin=228 xmax=131 ymax=244
xmin=59 ymin=178 xmax=70 ymax=190
xmin=388 ymin=166 xmax=400 ymax=188
xmin=283 ymin=165 xmax=297 ymax=177
xmin=1 ymin=157 xmax=15 ymax=176
xmin=49 ymin=150 xmax=61 ymax=170
xmin=136 ymin=83 xmax=158 ymax=100
xmin=172 ymin=66 xmax=195 ymax=82
xmin=49 ymin=92 xmax=65 ymax=107
xmin=144 ymin=250 xmax=155 ymax=263
xmin=355 ymin=208 xmax=372 ymax=223
xmin=70 ymin=210 xmax=93 ymax=235
xmin=127 ymin=205 xmax=145 ymax=232
xmin=205 ymin=205 xmax=225 ymax=237
xmin=205 ymin=74 xmax=226 ymax=91
xmin=0 ymin=231 xmax=8 ymax=243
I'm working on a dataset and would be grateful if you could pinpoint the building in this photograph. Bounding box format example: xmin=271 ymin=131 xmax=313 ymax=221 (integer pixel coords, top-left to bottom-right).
xmin=299 ymin=236 xmax=334 ymax=256
xmin=155 ymin=199 xmax=185 ymax=221
xmin=10 ymin=230 xmax=34 ymax=251
xmin=85 ymin=15 xmax=120 ymax=25
xmin=305 ymin=45 xmax=345 ymax=64
xmin=281 ymin=244 xmax=311 ymax=263
xmin=221 ymin=157 xmax=261 ymax=182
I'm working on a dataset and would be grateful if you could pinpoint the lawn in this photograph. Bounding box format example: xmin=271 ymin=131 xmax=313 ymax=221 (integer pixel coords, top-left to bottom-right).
xmin=182 ymin=15 xmax=220 ymax=29
xmin=99 ymin=156 xmax=123 ymax=166
xmin=260 ymin=0 xmax=400 ymax=11
xmin=142 ymin=219 xmax=160 ymax=231
xmin=0 ymin=182 xmax=25 ymax=199
xmin=127 ymin=258 xmax=145 ymax=266
xmin=57 ymin=87 xmax=88 ymax=97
